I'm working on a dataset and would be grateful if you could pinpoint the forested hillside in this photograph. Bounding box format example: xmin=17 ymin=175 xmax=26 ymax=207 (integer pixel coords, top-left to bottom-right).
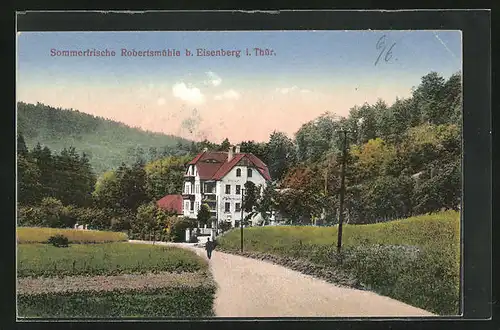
xmin=17 ymin=102 xmax=192 ymax=173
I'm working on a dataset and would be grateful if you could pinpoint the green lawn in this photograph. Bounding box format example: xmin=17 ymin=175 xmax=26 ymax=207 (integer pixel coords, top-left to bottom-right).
xmin=18 ymin=242 xmax=208 ymax=277
xmin=217 ymin=211 xmax=460 ymax=316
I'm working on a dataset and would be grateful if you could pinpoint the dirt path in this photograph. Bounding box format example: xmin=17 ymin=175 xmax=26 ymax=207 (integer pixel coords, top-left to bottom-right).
xmin=128 ymin=240 xmax=434 ymax=317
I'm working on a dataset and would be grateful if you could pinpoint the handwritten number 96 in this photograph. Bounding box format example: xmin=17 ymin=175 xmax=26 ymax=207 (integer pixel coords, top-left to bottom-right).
xmin=375 ymin=35 xmax=396 ymax=66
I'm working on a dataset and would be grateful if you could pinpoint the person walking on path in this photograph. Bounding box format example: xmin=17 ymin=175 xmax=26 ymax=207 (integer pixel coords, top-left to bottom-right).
xmin=205 ymin=237 xmax=215 ymax=259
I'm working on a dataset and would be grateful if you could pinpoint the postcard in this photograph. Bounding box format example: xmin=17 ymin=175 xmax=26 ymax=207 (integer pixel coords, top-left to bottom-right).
xmin=16 ymin=28 xmax=462 ymax=319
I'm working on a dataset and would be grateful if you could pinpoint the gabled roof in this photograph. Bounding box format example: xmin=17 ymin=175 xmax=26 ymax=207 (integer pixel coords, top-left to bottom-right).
xmin=188 ymin=150 xmax=271 ymax=181
xmin=212 ymin=154 xmax=246 ymax=180
xmin=156 ymin=194 xmax=183 ymax=215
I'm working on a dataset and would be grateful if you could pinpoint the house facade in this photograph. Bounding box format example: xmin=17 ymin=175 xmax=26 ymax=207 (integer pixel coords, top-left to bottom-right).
xmin=182 ymin=145 xmax=271 ymax=228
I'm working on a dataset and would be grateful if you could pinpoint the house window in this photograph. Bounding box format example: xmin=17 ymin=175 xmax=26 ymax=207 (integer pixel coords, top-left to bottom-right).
xmin=225 ymin=184 xmax=231 ymax=194
xmin=184 ymin=201 xmax=189 ymax=212
xmin=235 ymin=203 xmax=241 ymax=212
xmin=184 ymin=183 xmax=191 ymax=194
xmin=195 ymin=184 xmax=200 ymax=194
xmin=236 ymin=185 xmax=241 ymax=195
xmin=196 ymin=201 xmax=200 ymax=211
xmin=247 ymin=168 xmax=253 ymax=177
xmin=190 ymin=201 xmax=194 ymax=211
xmin=225 ymin=202 xmax=231 ymax=213
xmin=236 ymin=168 xmax=241 ymax=177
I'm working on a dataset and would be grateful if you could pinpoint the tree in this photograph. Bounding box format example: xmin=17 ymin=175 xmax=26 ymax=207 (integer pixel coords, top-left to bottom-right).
xmin=17 ymin=133 xmax=28 ymax=156
xmin=240 ymin=141 xmax=268 ymax=165
xmin=412 ymin=71 xmax=447 ymax=125
xmin=218 ymin=138 xmax=231 ymax=151
xmin=17 ymin=154 xmax=42 ymax=205
xmin=144 ymin=155 xmax=191 ymax=201
xmin=277 ymin=164 xmax=327 ymax=224
xmin=255 ymin=182 xmax=279 ymax=222
xmin=197 ymin=204 xmax=211 ymax=227
xmin=93 ymin=169 xmax=120 ymax=208
xmin=350 ymin=138 xmax=397 ymax=181
xmin=132 ymin=202 xmax=171 ymax=241
xmin=266 ymin=131 xmax=296 ymax=181
xmin=295 ymin=113 xmax=342 ymax=163
xmin=117 ymin=162 xmax=149 ymax=212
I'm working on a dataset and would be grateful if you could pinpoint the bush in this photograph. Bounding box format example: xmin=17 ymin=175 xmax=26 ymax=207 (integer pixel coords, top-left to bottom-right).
xmin=170 ymin=218 xmax=195 ymax=242
xmin=218 ymin=221 xmax=232 ymax=233
xmin=47 ymin=234 xmax=69 ymax=248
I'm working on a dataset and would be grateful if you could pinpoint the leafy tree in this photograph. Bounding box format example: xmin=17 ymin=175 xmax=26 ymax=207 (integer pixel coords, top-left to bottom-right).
xmin=117 ymin=162 xmax=149 ymax=212
xmin=412 ymin=71 xmax=447 ymax=125
xmin=266 ymin=131 xmax=296 ymax=181
xmin=350 ymin=138 xmax=397 ymax=181
xmin=197 ymin=204 xmax=211 ymax=227
xmin=132 ymin=202 xmax=170 ymax=240
xmin=243 ymin=181 xmax=258 ymax=213
xmin=240 ymin=140 xmax=268 ymax=165
xmin=144 ymin=155 xmax=191 ymax=201
xmin=295 ymin=113 xmax=342 ymax=163
xmin=38 ymin=197 xmax=66 ymax=228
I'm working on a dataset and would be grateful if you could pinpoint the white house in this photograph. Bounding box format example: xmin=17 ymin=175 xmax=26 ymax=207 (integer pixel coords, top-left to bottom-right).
xmin=182 ymin=145 xmax=271 ymax=228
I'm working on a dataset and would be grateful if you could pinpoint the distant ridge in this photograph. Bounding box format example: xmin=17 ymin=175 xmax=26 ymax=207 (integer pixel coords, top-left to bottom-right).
xmin=17 ymin=102 xmax=192 ymax=173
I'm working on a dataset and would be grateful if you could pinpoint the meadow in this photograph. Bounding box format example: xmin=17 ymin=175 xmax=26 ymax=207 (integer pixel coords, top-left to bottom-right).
xmin=17 ymin=228 xmax=215 ymax=318
xmin=216 ymin=211 xmax=460 ymax=316
xmin=17 ymin=242 xmax=207 ymax=277
xmin=17 ymin=227 xmax=128 ymax=244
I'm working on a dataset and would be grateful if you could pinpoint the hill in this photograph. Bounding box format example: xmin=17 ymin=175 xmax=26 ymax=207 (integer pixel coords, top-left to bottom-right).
xmin=17 ymin=102 xmax=192 ymax=173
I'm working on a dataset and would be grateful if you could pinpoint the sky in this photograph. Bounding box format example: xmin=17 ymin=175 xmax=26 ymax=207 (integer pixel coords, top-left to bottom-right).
xmin=16 ymin=30 xmax=462 ymax=143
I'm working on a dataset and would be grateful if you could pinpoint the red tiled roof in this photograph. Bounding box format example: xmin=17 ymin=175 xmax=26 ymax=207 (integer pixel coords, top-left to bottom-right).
xmin=156 ymin=194 xmax=183 ymax=215
xmin=246 ymin=153 xmax=271 ymax=181
xmin=212 ymin=154 xmax=245 ymax=180
xmin=192 ymin=151 xmax=228 ymax=180
xmin=188 ymin=150 xmax=271 ymax=181
xmin=188 ymin=152 xmax=204 ymax=165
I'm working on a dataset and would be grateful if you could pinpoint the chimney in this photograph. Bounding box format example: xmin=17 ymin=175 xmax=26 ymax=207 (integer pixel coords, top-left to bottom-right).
xmin=235 ymin=145 xmax=241 ymax=154
xmin=228 ymin=146 xmax=234 ymax=162
xmin=202 ymin=147 xmax=208 ymax=152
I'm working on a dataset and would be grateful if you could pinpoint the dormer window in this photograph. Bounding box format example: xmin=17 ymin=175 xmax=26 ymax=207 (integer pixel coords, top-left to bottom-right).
xmin=236 ymin=168 xmax=241 ymax=177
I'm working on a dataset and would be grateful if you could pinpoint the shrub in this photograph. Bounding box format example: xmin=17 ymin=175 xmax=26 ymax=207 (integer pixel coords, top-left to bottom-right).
xmin=47 ymin=234 xmax=69 ymax=248
xmin=17 ymin=206 xmax=44 ymax=227
xmin=170 ymin=218 xmax=195 ymax=242
xmin=218 ymin=221 xmax=232 ymax=233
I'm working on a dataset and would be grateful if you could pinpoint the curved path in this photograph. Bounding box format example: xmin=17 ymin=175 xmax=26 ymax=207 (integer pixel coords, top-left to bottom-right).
xmin=129 ymin=240 xmax=434 ymax=317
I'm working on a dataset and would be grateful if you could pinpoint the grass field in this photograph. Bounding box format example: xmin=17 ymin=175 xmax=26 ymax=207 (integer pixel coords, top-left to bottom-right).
xmin=18 ymin=242 xmax=207 ymax=278
xmin=217 ymin=211 xmax=460 ymax=316
xmin=17 ymin=232 xmax=216 ymax=318
xmin=17 ymin=227 xmax=128 ymax=244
